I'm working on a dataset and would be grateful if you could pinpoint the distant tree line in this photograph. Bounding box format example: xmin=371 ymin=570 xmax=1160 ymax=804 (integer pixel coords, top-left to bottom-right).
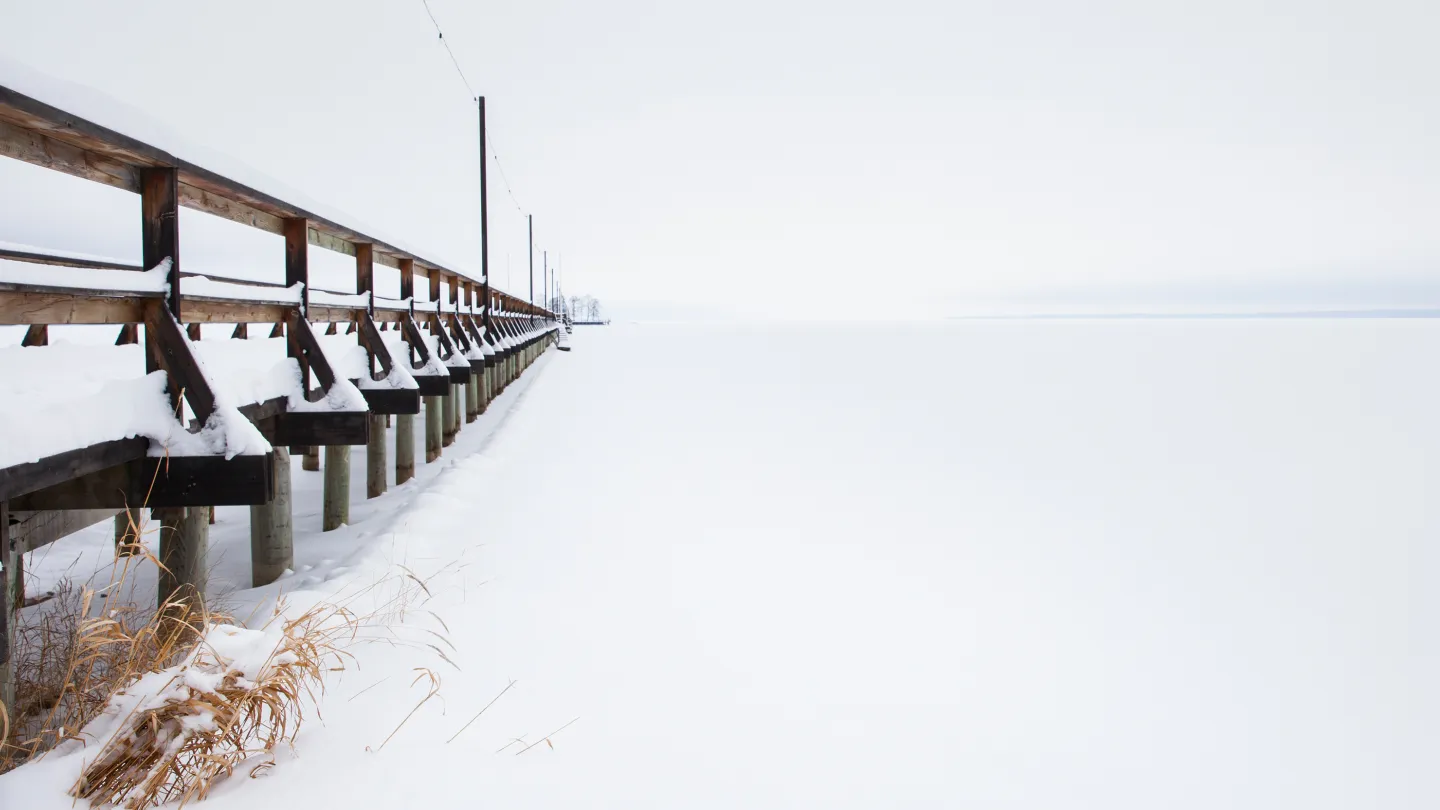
xmin=548 ymin=294 xmax=604 ymax=321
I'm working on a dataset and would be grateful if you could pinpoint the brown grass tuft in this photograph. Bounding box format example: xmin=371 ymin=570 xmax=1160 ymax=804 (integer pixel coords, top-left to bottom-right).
xmin=67 ymin=601 xmax=354 ymax=808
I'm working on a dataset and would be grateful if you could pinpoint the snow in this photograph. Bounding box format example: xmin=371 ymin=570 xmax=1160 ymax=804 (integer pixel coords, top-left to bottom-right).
xmin=0 ymin=342 xmax=168 ymax=467
xmin=314 ymin=333 xmax=418 ymax=392
xmin=189 ymin=338 xmax=299 ymax=407
xmin=309 ymin=289 xmax=371 ymax=309
xmin=0 ymin=323 xmax=268 ymax=467
xmin=184 ymin=275 xmax=302 ymax=304
xmin=3 ymin=320 xmax=1432 ymax=809
xmin=0 ymin=256 xmax=169 ymax=292
xmin=381 ymin=331 xmax=452 ymax=382
xmin=0 ymin=239 xmax=134 ymax=267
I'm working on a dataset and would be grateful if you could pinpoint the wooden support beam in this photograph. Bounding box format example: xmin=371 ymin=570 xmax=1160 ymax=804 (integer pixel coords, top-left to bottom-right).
xmin=0 ymin=437 xmax=147 ymax=503
xmin=286 ymin=310 xmax=339 ymax=400
xmin=182 ymin=298 xmax=291 ymax=324
xmin=117 ymin=323 xmax=138 ymax=344
xmin=187 ymin=322 xmax=202 ymax=341
xmin=10 ymin=454 xmax=273 ymax=511
xmin=144 ymin=302 xmax=217 ymax=426
xmin=232 ymin=322 xmax=248 ymax=339
xmin=7 ymin=508 xmax=119 ymax=555
xmin=0 ymin=283 xmax=159 ymax=326
xmin=22 ymin=324 xmax=47 ymax=346
xmin=270 ymin=412 xmax=368 ymax=446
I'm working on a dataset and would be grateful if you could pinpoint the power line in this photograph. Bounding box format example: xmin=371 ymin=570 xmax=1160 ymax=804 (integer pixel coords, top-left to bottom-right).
xmin=486 ymin=132 xmax=526 ymax=214
xmin=417 ymin=0 xmax=555 ymax=304
xmin=420 ymin=0 xmax=476 ymax=99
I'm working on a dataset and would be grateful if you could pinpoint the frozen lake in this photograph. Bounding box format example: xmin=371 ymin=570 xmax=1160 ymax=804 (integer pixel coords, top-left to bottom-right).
xmin=451 ymin=319 xmax=1432 ymax=808
xmin=5 ymin=319 xmax=1431 ymax=808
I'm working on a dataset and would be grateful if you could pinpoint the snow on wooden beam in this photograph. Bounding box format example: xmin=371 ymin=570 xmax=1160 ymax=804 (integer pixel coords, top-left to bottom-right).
xmin=0 ymin=84 xmax=471 ymax=287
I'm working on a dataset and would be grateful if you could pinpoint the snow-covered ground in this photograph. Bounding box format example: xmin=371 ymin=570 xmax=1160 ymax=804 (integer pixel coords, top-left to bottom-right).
xmin=4 ymin=320 xmax=1434 ymax=808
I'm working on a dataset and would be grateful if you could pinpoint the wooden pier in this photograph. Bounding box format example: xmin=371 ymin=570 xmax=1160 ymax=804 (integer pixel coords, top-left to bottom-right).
xmin=0 ymin=82 xmax=559 ymax=708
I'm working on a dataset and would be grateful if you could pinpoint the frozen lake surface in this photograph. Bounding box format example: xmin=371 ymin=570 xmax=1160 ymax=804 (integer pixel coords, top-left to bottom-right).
xmin=5 ymin=319 xmax=1432 ymax=808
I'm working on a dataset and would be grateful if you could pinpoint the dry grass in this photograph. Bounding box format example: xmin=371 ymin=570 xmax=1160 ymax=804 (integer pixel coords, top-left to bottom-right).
xmin=0 ymin=506 xmax=359 ymax=809
xmin=68 ymin=600 xmax=355 ymax=808
xmin=2 ymin=508 xmax=475 ymax=807
xmin=1 ymin=538 xmax=172 ymax=771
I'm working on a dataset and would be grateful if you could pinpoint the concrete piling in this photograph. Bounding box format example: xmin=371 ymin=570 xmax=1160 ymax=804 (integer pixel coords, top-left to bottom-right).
xmin=322 ymin=445 xmax=350 ymax=530
xmin=442 ymin=387 xmax=458 ymax=447
xmin=366 ymin=414 xmax=387 ymax=498
xmin=396 ymin=413 xmax=416 ymax=483
xmin=157 ymin=506 xmax=209 ymax=609
xmin=425 ymin=396 xmax=443 ymax=463
xmin=249 ymin=446 xmax=293 ymax=587
xmin=114 ymin=506 xmax=143 ymax=555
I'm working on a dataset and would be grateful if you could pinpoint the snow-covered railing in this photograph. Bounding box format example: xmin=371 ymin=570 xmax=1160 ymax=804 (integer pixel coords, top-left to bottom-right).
xmin=0 ymin=74 xmax=563 ymax=702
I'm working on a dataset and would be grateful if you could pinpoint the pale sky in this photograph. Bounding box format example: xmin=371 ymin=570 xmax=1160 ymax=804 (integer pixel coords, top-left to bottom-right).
xmin=2 ymin=0 xmax=1438 ymax=316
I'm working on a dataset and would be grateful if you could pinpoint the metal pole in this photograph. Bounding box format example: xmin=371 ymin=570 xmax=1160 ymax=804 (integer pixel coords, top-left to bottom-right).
xmin=528 ymin=214 xmax=534 ymax=305
xmin=479 ymin=97 xmax=492 ymax=333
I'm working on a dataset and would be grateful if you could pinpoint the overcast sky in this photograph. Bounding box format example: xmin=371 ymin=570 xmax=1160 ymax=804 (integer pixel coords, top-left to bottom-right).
xmin=2 ymin=0 xmax=1438 ymax=316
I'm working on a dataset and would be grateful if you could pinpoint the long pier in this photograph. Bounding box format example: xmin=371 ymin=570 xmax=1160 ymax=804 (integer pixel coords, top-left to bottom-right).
xmin=0 ymin=83 xmax=558 ymax=707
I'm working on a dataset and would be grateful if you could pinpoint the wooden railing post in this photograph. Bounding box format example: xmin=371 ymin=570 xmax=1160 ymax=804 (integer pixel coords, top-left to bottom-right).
xmin=357 ymin=244 xmax=386 ymax=499
xmin=445 ymin=275 xmax=462 ymax=442
xmin=284 ymin=217 xmax=310 ymax=392
xmin=424 ymin=268 xmax=444 ymax=460
xmin=396 ymin=258 xmax=417 ymax=483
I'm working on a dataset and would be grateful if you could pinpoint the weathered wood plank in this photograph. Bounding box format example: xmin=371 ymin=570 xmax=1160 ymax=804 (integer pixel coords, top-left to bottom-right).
xmin=306 ymin=304 xmax=367 ymax=324
xmin=0 ymin=284 xmax=156 ymax=325
xmin=179 ymin=182 xmax=284 ymax=234
xmin=181 ymin=297 xmax=293 ymax=324
xmin=9 ymin=508 xmax=120 ymax=555
xmin=271 ymin=412 xmax=368 ymax=446
xmin=144 ymin=302 xmax=217 ymax=426
xmin=0 ymin=246 xmax=142 ymax=272
xmin=0 ymin=116 xmax=138 ymax=191
xmin=140 ymin=167 xmax=181 ymax=318
xmin=0 ymin=437 xmax=147 ymax=503
xmin=286 ymin=310 xmax=338 ymax=394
